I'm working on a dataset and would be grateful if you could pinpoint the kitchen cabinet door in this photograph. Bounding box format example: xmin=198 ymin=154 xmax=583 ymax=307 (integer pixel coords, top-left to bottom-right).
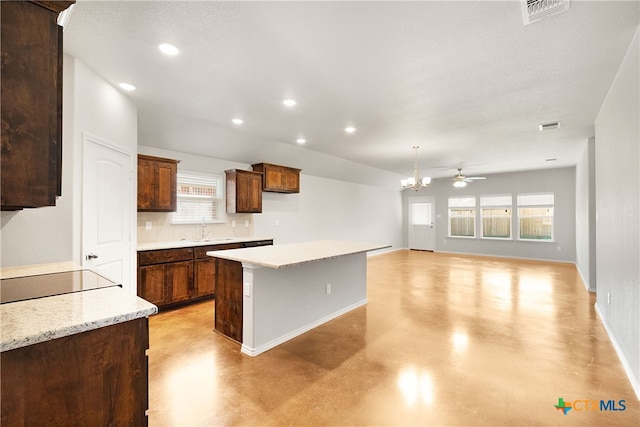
xmin=166 ymin=261 xmax=193 ymax=304
xmin=225 ymin=169 xmax=262 ymax=213
xmin=194 ymin=258 xmax=216 ymax=297
xmin=281 ymin=168 xmax=300 ymax=192
xmin=137 ymin=154 xmax=179 ymax=212
xmin=0 ymin=1 xmax=74 ymax=210
xmin=251 ymin=163 xmax=300 ymax=193
xmin=138 ymin=265 xmax=166 ymax=306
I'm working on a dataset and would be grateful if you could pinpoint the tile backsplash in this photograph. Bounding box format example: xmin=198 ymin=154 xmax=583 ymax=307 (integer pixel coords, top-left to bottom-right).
xmin=137 ymin=212 xmax=254 ymax=244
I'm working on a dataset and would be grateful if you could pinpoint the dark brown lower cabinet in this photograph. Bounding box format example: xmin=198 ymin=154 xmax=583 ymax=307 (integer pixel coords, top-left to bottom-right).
xmin=194 ymin=257 xmax=216 ymax=297
xmin=215 ymin=258 xmax=244 ymax=343
xmin=166 ymin=260 xmax=193 ymax=304
xmin=137 ymin=240 xmax=272 ymax=310
xmin=1 ymin=318 xmax=149 ymax=427
xmin=138 ymin=258 xmax=193 ymax=307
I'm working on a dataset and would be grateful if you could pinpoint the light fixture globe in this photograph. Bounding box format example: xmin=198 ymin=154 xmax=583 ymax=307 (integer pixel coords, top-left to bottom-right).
xmin=401 ymin=146 xmax=431 ymax=191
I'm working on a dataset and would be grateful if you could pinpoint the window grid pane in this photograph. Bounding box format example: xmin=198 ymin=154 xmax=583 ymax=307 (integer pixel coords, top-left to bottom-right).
xmin=172 ymin=172 xmax=224 ymax=224
xmin=481 ymin=208 xmax=512 ymax=238
xmin=518 ymin=207 xmax=554 ymax=240
xmin=450 ymin=208 xmax=475 ymax=237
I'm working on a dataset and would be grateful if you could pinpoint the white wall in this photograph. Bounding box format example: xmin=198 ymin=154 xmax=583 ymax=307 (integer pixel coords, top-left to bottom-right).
xmin=594 ymin=27 xmax=640 ymax=397
xmin=0 ymin=59 xmax=78 ymax=267
xmin=575 ymin=137 xmax=596 ymax=291
xmin=1 ymin=55 xmax=138 ymax=291
xmin=402 ymin=167 xmax=577 ymax=263
xmin=254 ymin=175 xmax=402 ymax=249
xmin=137 ymin=146 xmax=403 ymax=251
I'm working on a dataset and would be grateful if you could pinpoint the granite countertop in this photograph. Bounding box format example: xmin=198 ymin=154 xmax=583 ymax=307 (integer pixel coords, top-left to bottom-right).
xmin=207 ymin=240 xmax=391 ymax=269
xmin=137 ymin=236 xmax=274 ymax=251
xmin=1 ymin=286 xmax=157 ymax=352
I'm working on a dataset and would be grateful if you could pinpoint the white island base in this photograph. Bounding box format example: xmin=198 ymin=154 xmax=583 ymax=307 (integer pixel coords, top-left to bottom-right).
xmin=208 ymin=240 xmax=389 ymax=356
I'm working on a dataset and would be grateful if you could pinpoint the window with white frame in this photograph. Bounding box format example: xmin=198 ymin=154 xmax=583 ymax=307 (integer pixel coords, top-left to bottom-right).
xmin=517 ymin=193 xmax=554 ymax=241
xmin=171 ymin=171 xmax=224 ymax=224
xmin=481 ymin=195 xmax=512 ymax=239
xmin=448 ymin=196 xmax=476 ymax=237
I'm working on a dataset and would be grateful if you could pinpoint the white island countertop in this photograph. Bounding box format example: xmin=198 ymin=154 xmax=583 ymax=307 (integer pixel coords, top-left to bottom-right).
xmin=207 ymin=240 xmax=391 ymax=268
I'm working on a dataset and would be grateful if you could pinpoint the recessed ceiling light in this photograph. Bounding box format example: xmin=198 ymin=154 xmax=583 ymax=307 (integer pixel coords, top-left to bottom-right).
xmin=158 ymin=43 xmax=180 ymax=56
xmin=345 ymin=126 xmax=356 ymax=133
xmin=296 ymin=138 xmax=306 ymax=144
xmin=118 ymin=82 xmax=136 ymax=91
xmin=283 ymin=99 xmax=297 ymax=107
xmin=232 ymin=118 xmax=244 ymax=125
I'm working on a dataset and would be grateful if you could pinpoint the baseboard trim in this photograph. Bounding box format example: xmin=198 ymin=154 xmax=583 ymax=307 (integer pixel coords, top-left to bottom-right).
xmin=434 ymin=249 xmax=574 ymax=264
xmin=241 ymin=298 xmax=368 ymax=357
xmin=576 ymin=263 xmax=596 ymax=292
xmin=595 ymin=302 xmax=640 ymax=400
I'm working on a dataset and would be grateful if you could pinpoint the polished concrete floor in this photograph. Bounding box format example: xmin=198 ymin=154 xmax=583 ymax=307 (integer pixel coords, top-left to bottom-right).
xmin=147 ymin=250 xmax=638 ymax=426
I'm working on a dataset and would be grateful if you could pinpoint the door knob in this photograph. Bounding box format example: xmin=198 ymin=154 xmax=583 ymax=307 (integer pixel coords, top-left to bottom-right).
xmin=86 ymin=253 xmax=99 ymax=260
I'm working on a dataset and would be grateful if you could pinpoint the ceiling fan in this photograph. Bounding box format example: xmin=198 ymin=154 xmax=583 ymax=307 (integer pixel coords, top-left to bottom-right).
xmin=452 ymin=168 xmax=486 ymax=188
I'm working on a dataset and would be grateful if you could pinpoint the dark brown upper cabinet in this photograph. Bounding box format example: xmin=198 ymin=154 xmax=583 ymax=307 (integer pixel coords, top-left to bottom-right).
xmin=251 ymin=163 xmax=301 ymax=194
xmin=1 ymin=1 xmax=75 ymax=210
xmin=137 ymin=154 xmax=180 ymax=212
xmin=225 ymin=169 xmax=262 ymax=213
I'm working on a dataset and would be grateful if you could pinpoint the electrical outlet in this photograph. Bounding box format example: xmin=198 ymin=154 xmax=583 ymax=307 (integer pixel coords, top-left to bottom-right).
xmin=276 ymin=219 xmax=280 ymax=226
xmin=231 ymin=220 xmax=236 ymax=228
xmin=245 ymin=220 xmax=250 ymax=227
xmin=557 ymin=245 xmax=561 ymax=251
xmin=326 ymin=284 xmax=331 ymax=295
xmin=145 ymin=221 xmax=152 ymax=230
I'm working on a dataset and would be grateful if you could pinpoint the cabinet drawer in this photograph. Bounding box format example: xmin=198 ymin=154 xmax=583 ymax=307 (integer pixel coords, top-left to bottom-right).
xmin=138 ymin=248 xmax=194 ymax=266
xmin=194 ymin=243 xmax=243 ymax=259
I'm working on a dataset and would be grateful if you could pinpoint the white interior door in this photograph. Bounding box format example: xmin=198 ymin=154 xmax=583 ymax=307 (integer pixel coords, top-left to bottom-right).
xmin=83 ymin=134 xmax=133 ymax=292
xmin=409 ymin=197 xmax=435 ymax=251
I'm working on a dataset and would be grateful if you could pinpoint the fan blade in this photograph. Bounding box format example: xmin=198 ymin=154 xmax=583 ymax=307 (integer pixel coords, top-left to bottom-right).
xmin=467 ymin=177 xmax=486 ymax=180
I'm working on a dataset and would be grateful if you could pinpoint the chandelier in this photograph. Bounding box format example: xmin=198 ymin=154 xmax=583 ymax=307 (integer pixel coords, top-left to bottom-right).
xmin=401 ymin=146 xmax=431 ymax=191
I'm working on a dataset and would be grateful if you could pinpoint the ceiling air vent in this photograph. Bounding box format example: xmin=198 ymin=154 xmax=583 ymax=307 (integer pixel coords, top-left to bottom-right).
xmin=522 ymin=0 xmax=570 ymax=25
xmin=539 ymin=121 xmax=561 ymax=131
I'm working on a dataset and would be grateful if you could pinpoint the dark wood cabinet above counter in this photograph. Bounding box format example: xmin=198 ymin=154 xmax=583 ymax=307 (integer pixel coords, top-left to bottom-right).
xmin=137 ymin=154 xmax=179 ymax=212
xmin=251 ymin=163 xmax=301 ymax=193
xmin=0 ymin=1 xmax=75 ymax=210
xmin=225 ymin=169 xmax=262 ymax=213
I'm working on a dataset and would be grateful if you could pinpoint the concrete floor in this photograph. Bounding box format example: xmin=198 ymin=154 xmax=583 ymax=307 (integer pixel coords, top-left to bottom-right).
xmin=147 ymin=250 xmax=638 ymax=426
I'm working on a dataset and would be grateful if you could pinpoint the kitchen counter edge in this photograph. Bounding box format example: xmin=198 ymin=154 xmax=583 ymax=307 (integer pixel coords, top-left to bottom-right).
xmin=207 ymin=240 xmax=391 ymax=269
xmin=137 ymin=236 xmax=274 ymax=251
xmin=1 ymin=286 xmax=157 ymax=352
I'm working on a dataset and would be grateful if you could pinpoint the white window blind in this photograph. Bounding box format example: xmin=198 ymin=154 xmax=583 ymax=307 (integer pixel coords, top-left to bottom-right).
xmin=171 ymin=171 xmax=224 ymax=224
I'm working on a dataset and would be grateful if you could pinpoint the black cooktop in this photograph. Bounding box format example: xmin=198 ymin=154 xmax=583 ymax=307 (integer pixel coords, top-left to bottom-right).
xmin=1 ymin=270 xmax=120 ymax=304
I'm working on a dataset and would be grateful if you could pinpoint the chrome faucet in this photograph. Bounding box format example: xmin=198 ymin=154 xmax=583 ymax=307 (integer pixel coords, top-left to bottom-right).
xmin=200 ymin=217 xmax=210 ymax=240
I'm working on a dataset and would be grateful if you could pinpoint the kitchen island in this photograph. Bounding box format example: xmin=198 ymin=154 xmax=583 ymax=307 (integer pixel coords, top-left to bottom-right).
xmin=1 ymin=264 xmax=157 ymax=426
xmin=208 ymin=240 xmax=390 ymax=356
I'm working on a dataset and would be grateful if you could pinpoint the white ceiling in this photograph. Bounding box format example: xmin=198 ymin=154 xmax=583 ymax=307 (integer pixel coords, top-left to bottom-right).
xmin=63 ymin=1 xmax=639 ymax=180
